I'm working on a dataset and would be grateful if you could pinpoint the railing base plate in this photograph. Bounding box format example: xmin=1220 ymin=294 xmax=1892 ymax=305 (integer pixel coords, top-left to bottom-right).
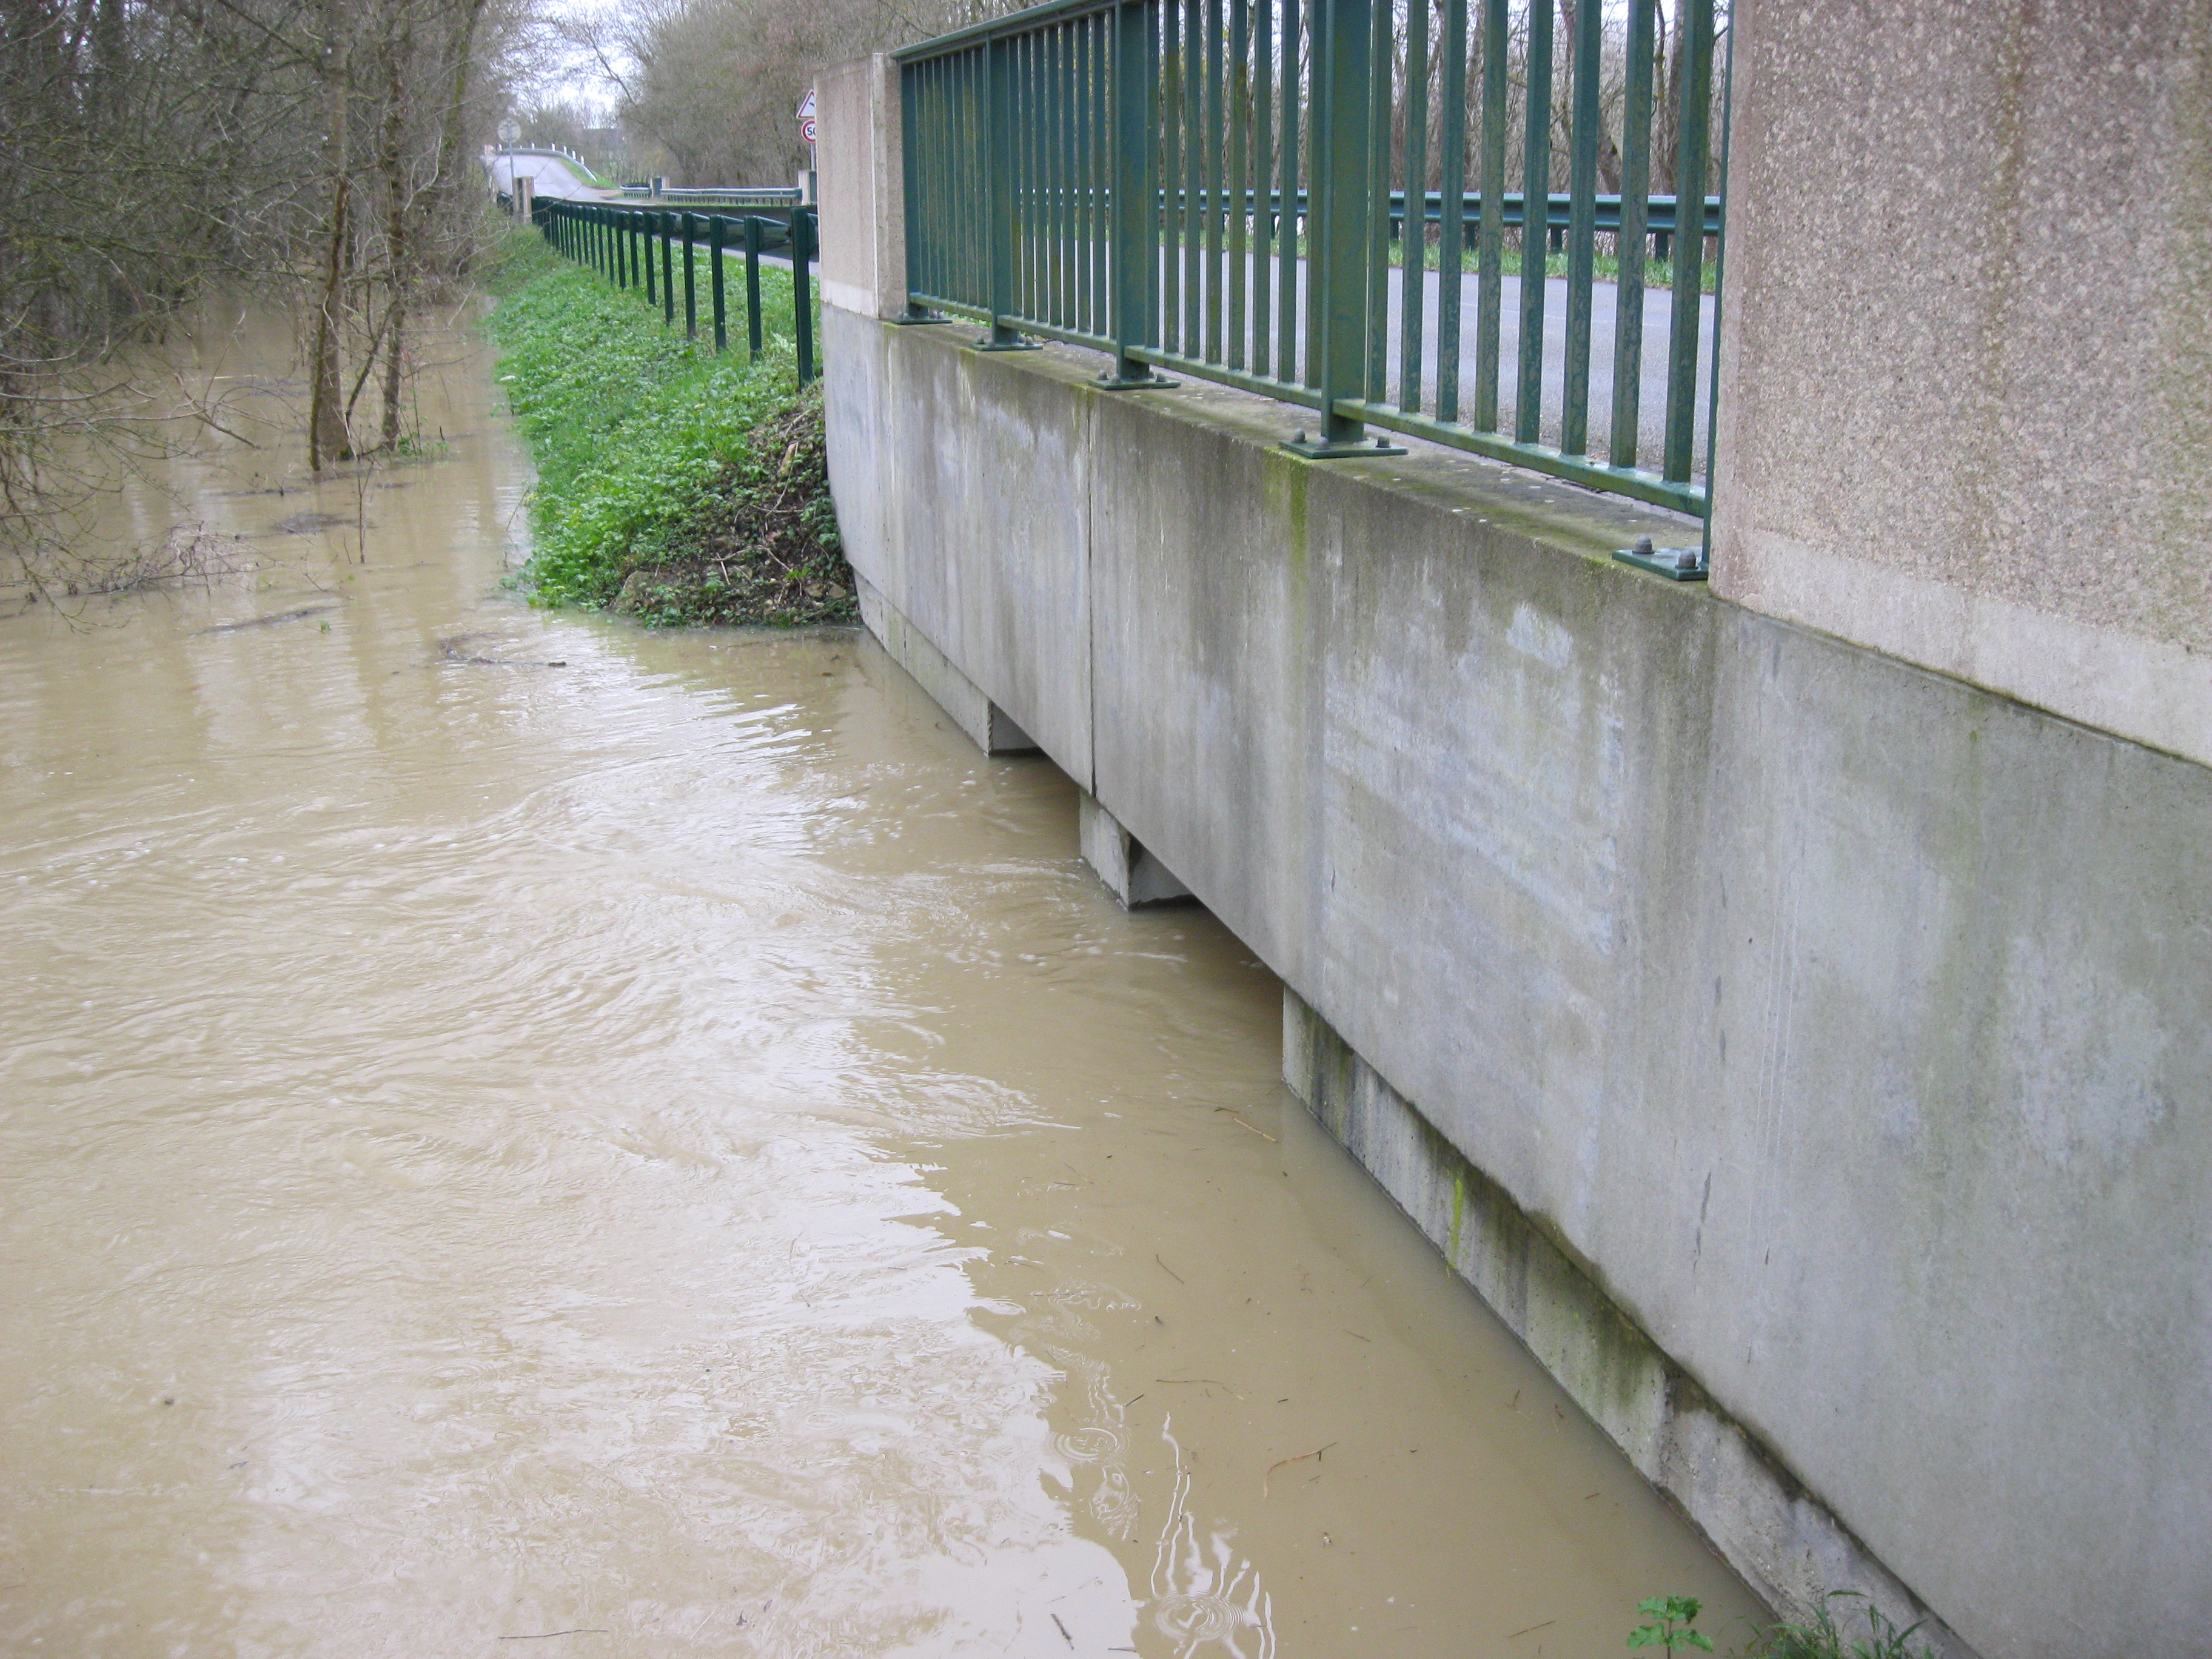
xmin=1281 ymin=435 xmax=1407 ymax=460
xmin=970 ymin=336 xmax=1042 ymax=352
xmin=1094 ymin=372 xmax=1180 ymax=391
xmin=1612 ymin=546 xmax=1709 ymax=581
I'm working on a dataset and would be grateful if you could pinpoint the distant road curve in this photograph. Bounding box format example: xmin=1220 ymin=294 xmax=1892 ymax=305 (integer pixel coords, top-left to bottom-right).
xmin=484 ymin=148 xmax=622 ymax=203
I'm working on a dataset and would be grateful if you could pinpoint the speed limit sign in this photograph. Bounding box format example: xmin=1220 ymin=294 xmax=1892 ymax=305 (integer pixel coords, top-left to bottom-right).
xmin=797 ymin=89 xmax=816 ymax=147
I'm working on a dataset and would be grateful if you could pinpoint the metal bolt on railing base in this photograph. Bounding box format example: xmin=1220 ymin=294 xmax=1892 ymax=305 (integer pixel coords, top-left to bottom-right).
xmin=1281 ymin=428 xmax=1406 ymax=459
xmin=1612 ymin=534 xmax=1709 ymax=581
xmin=1093 ymin=369 xmax=1180 ymax=391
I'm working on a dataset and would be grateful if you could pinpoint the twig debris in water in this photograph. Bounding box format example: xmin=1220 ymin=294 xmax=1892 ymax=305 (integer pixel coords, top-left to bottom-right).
xmin=1262 ymin=1441 xmax=1338 ymax=1497
xmin=497 ymin=1631 xmax=609 ymax=1641
xmin=1154 ymin=1376 xmax=1244 ymax=1399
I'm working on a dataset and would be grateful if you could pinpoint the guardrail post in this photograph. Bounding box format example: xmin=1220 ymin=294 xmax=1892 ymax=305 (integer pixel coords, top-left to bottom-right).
xmin=1097 ymin=0 xmax=1173 ymax=389
xmin=977 ymin=36 xmax=1040 ymax=350
xmin=1285 ymin=0 xmax=1399 ymax=455
xmin=710 ymin=215 xmax=728 ymax=351
xmin=794 ymin=204 xmax=817 ymax=384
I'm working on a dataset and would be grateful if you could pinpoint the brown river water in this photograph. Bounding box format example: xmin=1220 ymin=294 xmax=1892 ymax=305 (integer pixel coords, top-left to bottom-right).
xmin=0 ymin=307 xmax=1761 ymax=1658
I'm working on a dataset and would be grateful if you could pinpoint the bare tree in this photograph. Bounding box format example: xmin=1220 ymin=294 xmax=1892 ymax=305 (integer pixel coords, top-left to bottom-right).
xmin=0 ymin=0 xmax=529 ymax=572
xmin=580 ymin=0 xmax=1021 ymax=189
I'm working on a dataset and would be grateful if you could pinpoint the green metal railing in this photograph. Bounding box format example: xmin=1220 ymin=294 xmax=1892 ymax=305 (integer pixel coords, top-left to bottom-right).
xmin=897 ymin=0 xmax=1727 ymax=518
xmin=533 ymin=199 xmax=819 ymax=383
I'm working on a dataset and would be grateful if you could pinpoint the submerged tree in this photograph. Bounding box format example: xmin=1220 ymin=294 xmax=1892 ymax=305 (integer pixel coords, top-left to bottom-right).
xmin=0 ymin=0 xmax=526 ymax=569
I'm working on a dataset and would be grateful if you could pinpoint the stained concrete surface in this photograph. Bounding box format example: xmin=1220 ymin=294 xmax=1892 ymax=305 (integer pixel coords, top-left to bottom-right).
xmin=825 ymin=303 xmax=2212 ymax=1659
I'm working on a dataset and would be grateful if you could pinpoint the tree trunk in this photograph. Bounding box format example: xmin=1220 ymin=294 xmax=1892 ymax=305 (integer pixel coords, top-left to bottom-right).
xmin=1655 ymin=0 xmax=1684 ymax=198
xmin=431 ymin=0 xmax=489 ymax=277
xmin=378 ymin=3 xmax=411 ymax=452
xmin=307 ymin=4 xmax=351 ymax=471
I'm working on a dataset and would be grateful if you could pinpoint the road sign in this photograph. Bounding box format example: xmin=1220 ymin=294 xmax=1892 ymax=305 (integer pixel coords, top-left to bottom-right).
xmin=800 ymin=116 xmax=816 ymax=146
xmin=797 ymin=88 xmax=816 ymax=147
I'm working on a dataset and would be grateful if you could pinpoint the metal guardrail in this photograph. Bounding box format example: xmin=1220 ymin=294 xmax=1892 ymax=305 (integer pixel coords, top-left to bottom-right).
xmin=533 ymin=199 xmax=820 ymax=384
xmin=618 ymin=184 xmax=808 ymax=210
xmin=897 ymin=0 xmax=1726 ymax=518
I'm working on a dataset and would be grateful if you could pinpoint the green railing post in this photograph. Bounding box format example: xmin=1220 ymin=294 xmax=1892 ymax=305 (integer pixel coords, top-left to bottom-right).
xmin=1098 ymin=0 xmax=1168 ymax=387
xmin=1286 ymin=0 xmax=1399 ymax=454
xmin=1514 ymin=0 xmax=1553 ymax=447
xmin=1609 ymin=0 xmax=1658 ymax=470
xmin=710 ymin=215 xmax=727 ymax=352
xmin=1663 ymin=0 xmax=1715 ymax=483
xmin=660 ymin=212 xmax=676 ymax=326
xmin=644 ymin=210 xmax=656 ymax=304
xmin=977 ymin=34 xmax=1039 ymax=350
xmin=682 ymin=211 xmax=697 ymax=340
xmin=1560 ymin=0 xmax=1603 ymax=456
xmin=744 ymin=215 xmax=765 ymax=361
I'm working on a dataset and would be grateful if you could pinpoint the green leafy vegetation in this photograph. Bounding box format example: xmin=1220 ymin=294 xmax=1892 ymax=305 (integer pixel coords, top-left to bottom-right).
xmin=1629 ymin=1594 xmax=1716 ymax=1654
xmin=1746 ymin=1594 xmax=1939 ymax=1659
xmin=483 ymin=233 xmax=854 ymax=628
xmin=1627 ymin=1587 xmax=1943 ymax=1659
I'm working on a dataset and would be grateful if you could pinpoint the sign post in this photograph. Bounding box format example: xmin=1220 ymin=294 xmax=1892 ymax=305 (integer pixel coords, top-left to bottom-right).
xmin=796 ymin=88 xmax=816 ymax=201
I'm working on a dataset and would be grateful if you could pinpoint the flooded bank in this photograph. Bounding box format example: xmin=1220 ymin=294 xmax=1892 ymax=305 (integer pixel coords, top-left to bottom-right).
xmin=0 ymin=306 xmax=1763 ymax=1657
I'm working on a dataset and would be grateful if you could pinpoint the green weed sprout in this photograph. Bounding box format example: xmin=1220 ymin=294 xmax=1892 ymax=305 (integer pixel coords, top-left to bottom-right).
xmin=1629 ymin=1595 xmax=1715 ymax=1654
xmin=1748 ymin=1591 xmax=1937 ymax=1659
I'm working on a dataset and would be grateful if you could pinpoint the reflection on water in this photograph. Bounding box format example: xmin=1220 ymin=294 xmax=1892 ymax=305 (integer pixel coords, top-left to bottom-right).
xmin=1148 ymin=1418 xmax=1273 ymax=1659
xmin=0 ymin=306 xmax=1763 ymax=1657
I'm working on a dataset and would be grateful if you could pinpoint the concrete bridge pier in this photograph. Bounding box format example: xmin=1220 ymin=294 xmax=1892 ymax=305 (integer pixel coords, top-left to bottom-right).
xmin=858 ymin=570 xmax=1191 ymax=910
xmin=854 ymin=574 xmax=1037 ymax=756
xmin=1077 ymin=793 xmax=1193 ymax=910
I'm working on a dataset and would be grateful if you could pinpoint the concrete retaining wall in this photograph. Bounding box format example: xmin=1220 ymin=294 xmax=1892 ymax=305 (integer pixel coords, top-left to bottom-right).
xmin=823 ymin=303 xmax=2212 ymax=1659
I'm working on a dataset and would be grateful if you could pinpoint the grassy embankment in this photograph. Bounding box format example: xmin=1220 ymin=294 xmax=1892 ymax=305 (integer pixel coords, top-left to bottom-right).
xmin=481 ymin=232 xmax=855 ymax=627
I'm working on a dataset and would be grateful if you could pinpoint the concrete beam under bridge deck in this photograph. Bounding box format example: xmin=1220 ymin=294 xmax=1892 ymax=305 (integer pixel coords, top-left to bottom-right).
xmin=823 ymin=303 xmax=2212 ymax=1659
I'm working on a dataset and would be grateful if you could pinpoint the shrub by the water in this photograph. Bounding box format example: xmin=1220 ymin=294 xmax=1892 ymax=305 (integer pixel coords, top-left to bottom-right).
xmin=482 ymin=233 xmax=854 ymax=627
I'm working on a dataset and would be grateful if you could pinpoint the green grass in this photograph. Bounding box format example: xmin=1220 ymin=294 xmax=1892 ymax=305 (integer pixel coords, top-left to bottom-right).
xmin=482 ymin=233 xmax=854 ymax=627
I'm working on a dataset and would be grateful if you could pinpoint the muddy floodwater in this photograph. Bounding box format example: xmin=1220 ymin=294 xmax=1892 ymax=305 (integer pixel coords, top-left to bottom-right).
xmin=0 ymin=309 xmax=1763 ymax=1658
